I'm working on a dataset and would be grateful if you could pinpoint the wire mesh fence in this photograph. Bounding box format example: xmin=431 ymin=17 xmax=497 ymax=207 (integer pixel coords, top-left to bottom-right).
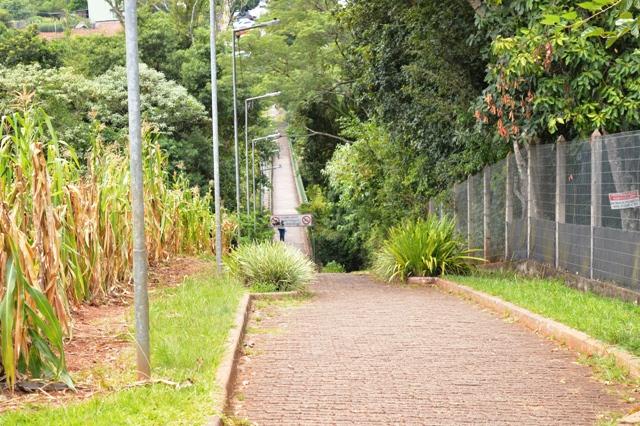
xmin=434 ymin=131 xmax=640 ymax=293
xmin=487 ymin=160 xmax=506 ymax=261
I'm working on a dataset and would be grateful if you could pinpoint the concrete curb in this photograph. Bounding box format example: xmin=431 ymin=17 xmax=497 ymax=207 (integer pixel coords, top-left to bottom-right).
xmin=436 ymin=278 xmax=640 ymax=380
xmin=208 ymin=293 xmax=251 ymax=426
xmin=209 ymin=290 xmax=304 ymax=426
xmin=407 ymin=277 xmax=437 ymax=285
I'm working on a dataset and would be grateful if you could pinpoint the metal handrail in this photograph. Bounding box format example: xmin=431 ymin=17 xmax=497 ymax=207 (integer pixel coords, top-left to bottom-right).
xmin=288 ymin=137 xmax=308 ymax=204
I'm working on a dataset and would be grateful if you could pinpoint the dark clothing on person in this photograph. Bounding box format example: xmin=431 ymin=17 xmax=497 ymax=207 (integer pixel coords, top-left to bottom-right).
xmin=278 ymin=226 xmax=286 ymax=241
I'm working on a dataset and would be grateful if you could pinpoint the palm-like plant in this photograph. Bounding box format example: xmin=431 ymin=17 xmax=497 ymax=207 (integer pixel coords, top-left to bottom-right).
xmin=374 ymin=216 xmax=482 ymax=282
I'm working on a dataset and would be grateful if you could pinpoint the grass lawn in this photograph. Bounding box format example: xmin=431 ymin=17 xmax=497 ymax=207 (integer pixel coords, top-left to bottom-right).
xmin=451 ymin=272 xmax=640 ymax=357
xmin=1 ymin=272 xmax=245 ymax=425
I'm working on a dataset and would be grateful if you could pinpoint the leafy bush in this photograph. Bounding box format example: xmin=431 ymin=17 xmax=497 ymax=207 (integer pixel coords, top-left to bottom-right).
xmin=322 ymin=261 xmax=345 ymax=273
xmin=226 ymin=242 xmax=316 ymax=292
xmin=237 ymin=212 xmax=275 ymax=245
xmin=373 ymin=216 xmax=481 ymax=282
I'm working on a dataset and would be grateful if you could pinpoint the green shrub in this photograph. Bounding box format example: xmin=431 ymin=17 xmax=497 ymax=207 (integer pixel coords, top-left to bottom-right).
xmin=373 ymin=216 xmax=481 ymax=282
xmin=322 ymin=261 xmax=345 ymax=273
xmin=237 ymin=211 xmax=275 ymax=245
xmin=226 ymin=241 xmax=316 ymax=291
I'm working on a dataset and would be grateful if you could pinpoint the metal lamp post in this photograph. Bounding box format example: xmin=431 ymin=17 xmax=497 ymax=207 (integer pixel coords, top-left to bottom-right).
xmin=124 ymin=0 xmax=150 ymax=380
xmin=231 ymin=19 xmax=280 ymax=228
xmin=209 ymin=0 xmax=223 ymax=271
xmin=252 ymin=132 xmax=281 ymax=213
xmin=244 ymin=91 xmax=281 ymax=214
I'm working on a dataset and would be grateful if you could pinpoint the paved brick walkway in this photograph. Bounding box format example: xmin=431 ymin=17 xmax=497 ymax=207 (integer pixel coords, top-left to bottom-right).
xmin=229 ymin=274 xmax=627 ymax=425
xmin=270 ymin=134 xmax=310 ymax=255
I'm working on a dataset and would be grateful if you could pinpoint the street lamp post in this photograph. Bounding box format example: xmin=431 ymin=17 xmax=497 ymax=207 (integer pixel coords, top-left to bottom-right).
xmin=124 ymin=0 xmax=150 ymax=380
xmin=252 ymin=132 xmax=281 ymax=215
xmin=209 ymin=0 xmax=223 ymax=271
xmin=244 ymin=91 xmax=281 ymax=214
xmin=231 ymin=19 xmax=280 ymax=226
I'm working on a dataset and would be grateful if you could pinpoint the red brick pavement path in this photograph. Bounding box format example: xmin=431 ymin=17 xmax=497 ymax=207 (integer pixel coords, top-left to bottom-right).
xmin=229 ymin=274 xmax=628 ymax=425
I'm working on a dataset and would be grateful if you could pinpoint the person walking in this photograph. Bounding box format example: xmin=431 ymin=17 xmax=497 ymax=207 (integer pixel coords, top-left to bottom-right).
xmin=277 ymin=220 xmax=286 ymax=242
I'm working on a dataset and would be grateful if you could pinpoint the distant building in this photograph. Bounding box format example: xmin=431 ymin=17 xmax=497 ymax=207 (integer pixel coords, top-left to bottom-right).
xmin=39 ymin=0 xmax=122 ymax=40
xmin=87 ymin=0 xmax=119 ymax=23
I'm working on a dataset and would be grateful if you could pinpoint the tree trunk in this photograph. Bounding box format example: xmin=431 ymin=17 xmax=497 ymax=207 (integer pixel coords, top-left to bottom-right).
xmin=104 ymin=0 xmax=125 ymax=25
xmin=512 ymin=138 xmax=528 ymax=218
xmin=602 ymin=132 xmax=640 ymax=231
xmin=467 ymin=0 xmax=484 ymax=17
xmin=219 ymin=0 xmax=234 ymax=31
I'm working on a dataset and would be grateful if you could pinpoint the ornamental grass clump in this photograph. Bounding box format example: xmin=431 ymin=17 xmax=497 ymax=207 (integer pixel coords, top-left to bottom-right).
xmin=374 ymin=216 xmax=482 ymax=282
xmin=226 ymin=242 xmax=316 ymax=292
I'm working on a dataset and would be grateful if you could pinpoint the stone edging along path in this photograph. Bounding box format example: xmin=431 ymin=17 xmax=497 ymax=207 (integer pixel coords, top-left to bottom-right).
xmin=434 ymin=278 xmax=640 ymax=380
xmin=208 ymin=291 xmax=301 ymax=426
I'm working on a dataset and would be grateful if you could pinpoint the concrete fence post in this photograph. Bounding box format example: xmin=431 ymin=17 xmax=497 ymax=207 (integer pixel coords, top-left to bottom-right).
xmin=428 ymin=199 xmax=435 ymax=216
xmin=483 ymin=167 xmax=491 ymax=260
xmin=505 ymin=155 xmax=513 ymax=261
xmin=590 ymin=130 xmax=602 ymax=279
xmin=526 ymin=144 xmax=532 ymax=260
xmin=467 ymin=178 xmax=472 ymax=249
xmin=555 ymin=136 xmax=567 ymax=269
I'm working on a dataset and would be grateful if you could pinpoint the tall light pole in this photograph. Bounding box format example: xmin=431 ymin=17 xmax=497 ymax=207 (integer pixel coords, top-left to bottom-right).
xmin=244 ymin=91 xmax=281 ymax=214
xmin=124 ymin=0 xmax=150 ymax=380
xmin=231 ymin=19 xmax=280 ymax=224
xmin=209 ymin=0 xmax=223 ymax=271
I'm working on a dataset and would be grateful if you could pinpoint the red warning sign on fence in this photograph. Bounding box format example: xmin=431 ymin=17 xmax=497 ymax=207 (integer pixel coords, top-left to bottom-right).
xmin=608 ymin=191 xmax=640 ymax=210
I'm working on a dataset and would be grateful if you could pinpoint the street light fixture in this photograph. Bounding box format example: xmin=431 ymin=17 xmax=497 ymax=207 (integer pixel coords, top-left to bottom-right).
xmin=244 ymin=91 xmax=281 ymax=214
xmin=231 ymin=19 xmax=280 ymax=230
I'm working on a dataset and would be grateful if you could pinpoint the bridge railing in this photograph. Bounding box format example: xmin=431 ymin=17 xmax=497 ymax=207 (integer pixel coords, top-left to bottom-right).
xmin=288 ymin=137 xmax=308 ymax=204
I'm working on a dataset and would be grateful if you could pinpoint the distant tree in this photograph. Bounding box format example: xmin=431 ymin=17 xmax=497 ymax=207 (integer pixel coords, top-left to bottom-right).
xmin=0 ymin=0 xmax=33 ymax=19
xmin=0 ymin=8 xmax=10 ymax=24
xmin=54 ymin=34 xmax=125 ymax=77
xmin=0 ymin=63 xmax=207 ymax=167
xmin=0 ymin=26 xmax=61 ymax=67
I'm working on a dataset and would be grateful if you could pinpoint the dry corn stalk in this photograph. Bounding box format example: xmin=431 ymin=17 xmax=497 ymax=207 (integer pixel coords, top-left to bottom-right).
xmin=0 ymin=108 xmax=237 ymax=389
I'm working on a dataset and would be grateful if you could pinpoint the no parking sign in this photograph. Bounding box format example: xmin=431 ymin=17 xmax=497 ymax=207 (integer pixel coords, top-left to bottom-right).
xmin=270 ymin=214 xmax=314 ymax=227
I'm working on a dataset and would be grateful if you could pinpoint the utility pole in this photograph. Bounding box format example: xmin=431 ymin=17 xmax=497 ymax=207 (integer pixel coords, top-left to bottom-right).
xmin=231 ymin=31 xmax=242 ymax=235
xmin=124 ymin=0 xmax=150 ymax=380
xmin=231 ymin=20 xmax=280 ymax=227
xmin=244 ymin=91 xmax=281 ymax=215
xmin=210 ymin=0 xmax=223 ymax=271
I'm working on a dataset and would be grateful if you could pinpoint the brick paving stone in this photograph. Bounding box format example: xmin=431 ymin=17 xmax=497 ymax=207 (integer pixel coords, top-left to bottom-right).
xmin=229 ymin=274 xmax=629 ymax=425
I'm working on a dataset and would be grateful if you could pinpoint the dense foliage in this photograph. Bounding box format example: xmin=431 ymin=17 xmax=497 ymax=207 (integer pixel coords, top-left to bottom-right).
xmin=249 ymin=0 xmax=640 ymax=269
xmin=0 ymin=26 xmax=61 ymax=67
